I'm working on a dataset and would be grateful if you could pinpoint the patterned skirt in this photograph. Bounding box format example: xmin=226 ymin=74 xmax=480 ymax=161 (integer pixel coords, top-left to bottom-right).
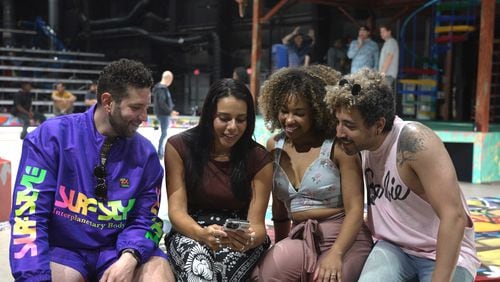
xmin=165 ymin=209 xmax=271 ymax=282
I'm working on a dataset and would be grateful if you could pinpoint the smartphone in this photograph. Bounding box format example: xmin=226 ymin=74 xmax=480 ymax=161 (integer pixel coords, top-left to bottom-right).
xmin=223 ymin=218 xmax=250 ymax=231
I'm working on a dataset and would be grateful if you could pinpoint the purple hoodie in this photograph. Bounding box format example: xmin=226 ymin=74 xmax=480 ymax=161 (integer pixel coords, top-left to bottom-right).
xmin=9 ymin=106 xmax=164 ymax=281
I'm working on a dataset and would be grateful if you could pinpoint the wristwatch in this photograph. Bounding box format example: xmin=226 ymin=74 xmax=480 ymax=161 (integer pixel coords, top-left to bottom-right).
xmin=120 ymin=248 xmax=141 ymax=265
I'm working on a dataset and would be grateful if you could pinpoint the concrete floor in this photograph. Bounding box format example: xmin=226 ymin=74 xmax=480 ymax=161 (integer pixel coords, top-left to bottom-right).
xmin=0 ymin=125 xmax=499 ymax=280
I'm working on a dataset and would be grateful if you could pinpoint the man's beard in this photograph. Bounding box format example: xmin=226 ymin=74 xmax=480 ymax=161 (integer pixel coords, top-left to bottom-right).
xmin=108 ymin=107 xmax=133 ymax=137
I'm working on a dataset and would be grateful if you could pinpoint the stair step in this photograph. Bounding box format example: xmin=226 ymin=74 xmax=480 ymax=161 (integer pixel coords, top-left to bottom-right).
xmin=401 ymin=102 xmax=436 ymax=107
xmin=0 ymin=75 xmax=92 ymax=85
xmin=0 ymin=65 xmax=101 ymax=75
xmin=416 ymin=57 xmax=440 ymax=66
xmin=399 ymin=79 xmax=437 ymax=87
xmin=435 ymin=34 xmax=467 ymax=43
xmin=400 ymin=90 xmax=438 ymax=96
xmin=435 ymin=15 xmax=476 ymax=23
xmin=437 ymin=1 xmax=479 ymax=12
xmin=401 ymin=68 xmax=438 ymax=75
xmin=432 ymin=45 xmax=452 ymax=54
xmin=435 ymin=25 xmax=475 ymax=33
xmin=0 ymin=46 xmax=106 ymax=58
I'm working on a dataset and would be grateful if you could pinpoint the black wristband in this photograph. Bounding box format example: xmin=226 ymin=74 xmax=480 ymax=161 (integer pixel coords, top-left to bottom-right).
xmin=121 ymin=248 xmax=141 ymax=265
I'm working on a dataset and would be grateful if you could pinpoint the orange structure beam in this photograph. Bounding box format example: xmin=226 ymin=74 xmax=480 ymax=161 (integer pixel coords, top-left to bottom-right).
xmin=475 ymin=0 xmax=495 ymax=132
xmin=260 ymin=0 xmax=289 ymax=24
xmin=250 ymin=0 xmax=262 ymax=103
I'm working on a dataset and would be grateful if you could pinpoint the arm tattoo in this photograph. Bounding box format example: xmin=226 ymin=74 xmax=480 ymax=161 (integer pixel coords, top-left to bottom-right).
xmin=397 ymin=123 xmax=431 ymax=167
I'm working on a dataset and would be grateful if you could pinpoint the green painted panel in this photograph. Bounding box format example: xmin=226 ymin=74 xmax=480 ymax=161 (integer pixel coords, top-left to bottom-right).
xmin=481 ymin=134 xmax=500 ymax=183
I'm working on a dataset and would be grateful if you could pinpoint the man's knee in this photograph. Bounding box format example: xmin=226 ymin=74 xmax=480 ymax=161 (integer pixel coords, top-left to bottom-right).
xmin=134 ymin=255 xmax=175 ymax=282
xmin=50 ymin=262 xmax=86 ymax=282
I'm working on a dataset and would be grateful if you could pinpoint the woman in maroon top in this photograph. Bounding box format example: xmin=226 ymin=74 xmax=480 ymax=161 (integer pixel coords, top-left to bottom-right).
xmin=164 ymin=78 xmax=273 ymax=281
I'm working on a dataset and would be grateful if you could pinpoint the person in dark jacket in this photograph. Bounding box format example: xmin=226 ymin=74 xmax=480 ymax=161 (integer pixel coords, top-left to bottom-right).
xmin=153 ymin=70 xmax=178 ymax=159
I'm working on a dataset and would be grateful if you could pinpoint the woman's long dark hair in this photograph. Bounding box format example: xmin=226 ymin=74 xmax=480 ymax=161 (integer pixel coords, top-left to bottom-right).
xmin=183 ymin=78 xmax=257 ymax=202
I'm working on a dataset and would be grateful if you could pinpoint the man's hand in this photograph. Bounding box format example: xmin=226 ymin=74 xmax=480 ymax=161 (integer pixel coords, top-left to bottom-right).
xmin=99 ymin=253 xmax=138 ymax=282
xmin=357 ymin=36 xmax=365 ymax=47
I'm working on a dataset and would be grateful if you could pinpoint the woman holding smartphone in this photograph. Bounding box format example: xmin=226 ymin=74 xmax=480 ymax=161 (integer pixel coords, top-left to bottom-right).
xmin=252 ymin=66 xmax=373 ymax=281
xmin=164 ymin=78 xmax=273 ymax=281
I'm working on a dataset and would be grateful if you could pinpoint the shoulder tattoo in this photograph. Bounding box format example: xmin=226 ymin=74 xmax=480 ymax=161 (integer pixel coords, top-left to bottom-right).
xmin=396 ymin=123 xmax=432 ymax=167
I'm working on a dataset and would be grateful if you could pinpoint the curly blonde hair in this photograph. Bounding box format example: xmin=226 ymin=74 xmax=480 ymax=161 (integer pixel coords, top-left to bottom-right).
xmin=258 ymin=65 xmax=341 ymax=138
xmin=324 ymin=68 xmax=396 ymax=132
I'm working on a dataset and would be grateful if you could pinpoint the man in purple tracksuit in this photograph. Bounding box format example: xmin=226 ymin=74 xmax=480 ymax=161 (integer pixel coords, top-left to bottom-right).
xmin=9 ymin=59 xmax=174 ymax=281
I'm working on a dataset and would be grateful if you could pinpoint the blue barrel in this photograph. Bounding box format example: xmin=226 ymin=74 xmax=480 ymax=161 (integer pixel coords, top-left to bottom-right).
xmin=272 ymin=44 xmax=289 ymax=71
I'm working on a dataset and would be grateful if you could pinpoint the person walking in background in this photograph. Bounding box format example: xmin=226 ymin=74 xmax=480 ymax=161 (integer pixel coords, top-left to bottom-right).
xmin=153 ymin=70 xmax=178 ymax=159
xmin=84 ymin=81 xmax=98 ymax=109
xmin=11 ymin=81 xmax=46 ymax=139
xmin=282 ymin=26 xmax=315 ymax=67
xmin=252 ymin=65 xmax=373 ymax=281
xmin=379 ymin=24 xmax=399 ymax=87
xmin=164 ymin=78 xmax=273 ymax=281
xmin=325 ymin=68 xmax=480 ymax=282
xmin=10 ymin=59 xmax=174 ymax=281
xmin=347 ymin=26 xmax=379 ymax=73
xmin=51 ymin=82 xmax=76 ymax=116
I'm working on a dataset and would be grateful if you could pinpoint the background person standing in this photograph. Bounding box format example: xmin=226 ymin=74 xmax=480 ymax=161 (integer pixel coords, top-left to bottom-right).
xmin=282 ymin=26 xmax=315 ymax=67
xmin=153 ymin=70 xmax=178 ymax=159
xmin=379 ymin=24 xmax=399 ymax=87
xmin=347 ymin=26 xmax=379 ymax=73
xmin=325 ymin=39 xmax=348 ymax=74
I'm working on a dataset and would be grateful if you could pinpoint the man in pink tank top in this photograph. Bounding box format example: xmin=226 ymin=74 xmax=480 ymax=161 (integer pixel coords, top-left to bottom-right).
xmin=324 ymin=68 xmax=480 ymax=282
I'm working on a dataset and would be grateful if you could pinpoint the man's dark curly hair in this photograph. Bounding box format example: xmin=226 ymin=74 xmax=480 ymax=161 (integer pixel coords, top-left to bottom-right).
xmin=258 ymin=65 xmax=340 ymax=138
xmin=97 ymin=58 xmax=153 ymax=104
xmin=325 ymin=68 xmax=396 ymax=132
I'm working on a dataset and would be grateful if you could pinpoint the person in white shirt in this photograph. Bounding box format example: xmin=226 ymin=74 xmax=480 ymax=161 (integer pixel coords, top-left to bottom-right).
xmin=378 ymin=25 xmax=399 ymax=87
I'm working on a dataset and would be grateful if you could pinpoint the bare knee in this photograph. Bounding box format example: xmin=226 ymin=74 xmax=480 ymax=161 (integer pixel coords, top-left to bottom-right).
xmin=133 ymin=256 xmax=175 ymax=282
xmin=50 ymin=262 xmax=85 ymax=282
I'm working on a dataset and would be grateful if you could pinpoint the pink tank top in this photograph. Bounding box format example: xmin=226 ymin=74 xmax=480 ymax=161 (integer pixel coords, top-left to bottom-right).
xmin=361 ymin=117 xmax=480 ymax=277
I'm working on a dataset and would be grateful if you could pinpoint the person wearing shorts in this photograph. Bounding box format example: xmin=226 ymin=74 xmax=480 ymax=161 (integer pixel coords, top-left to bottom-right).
xmin=9 ymin=59 xmax=174 ymax=281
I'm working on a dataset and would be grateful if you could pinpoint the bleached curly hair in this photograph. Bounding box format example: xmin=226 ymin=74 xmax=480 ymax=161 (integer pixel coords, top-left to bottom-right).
xmin=324 ymin=68 xmax=396 ymax=132
xmin=258 ymin=65 xmax=341 ymax=138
